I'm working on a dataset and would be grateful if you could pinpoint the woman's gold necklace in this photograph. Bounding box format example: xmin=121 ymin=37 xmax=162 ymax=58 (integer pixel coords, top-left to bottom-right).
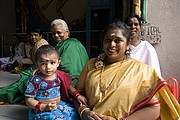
xmin=99 ymin=57 xmax=126 ymax=93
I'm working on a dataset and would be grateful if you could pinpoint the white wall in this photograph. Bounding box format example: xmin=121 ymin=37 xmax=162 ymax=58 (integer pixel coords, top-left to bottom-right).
xmin=147 ymin=0 xmax=180 ymax=101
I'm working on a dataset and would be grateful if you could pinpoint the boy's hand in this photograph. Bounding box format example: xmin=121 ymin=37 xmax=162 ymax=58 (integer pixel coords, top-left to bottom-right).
xmin=31 ymin=68 xmax=39 ymax=76
xmin=45 ymin=101 xmax=57 ymax=111
xmin=77 ymin=95 xmax=87 ymax=105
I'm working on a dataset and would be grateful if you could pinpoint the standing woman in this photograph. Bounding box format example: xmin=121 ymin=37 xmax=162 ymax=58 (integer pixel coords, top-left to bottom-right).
xmin=50 ymin=19 xmax=89 ymax=85
xmin=124 ymin=14 xmax=161 ymax=76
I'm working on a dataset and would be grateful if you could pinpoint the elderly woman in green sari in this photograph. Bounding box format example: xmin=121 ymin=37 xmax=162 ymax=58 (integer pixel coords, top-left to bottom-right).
xmin=50 ymin=19 xmax=89 ymax=85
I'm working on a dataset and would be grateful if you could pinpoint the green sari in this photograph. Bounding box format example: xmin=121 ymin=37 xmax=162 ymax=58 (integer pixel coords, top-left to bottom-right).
xmin=55 ymin=38 xmax=89 ymax=85
xmin=0 ymin=67 xmax=34 ymax=103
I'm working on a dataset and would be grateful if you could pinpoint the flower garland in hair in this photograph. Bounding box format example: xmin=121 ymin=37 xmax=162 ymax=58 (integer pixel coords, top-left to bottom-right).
xmin=95 ymin=52 xmax=106 ymax=69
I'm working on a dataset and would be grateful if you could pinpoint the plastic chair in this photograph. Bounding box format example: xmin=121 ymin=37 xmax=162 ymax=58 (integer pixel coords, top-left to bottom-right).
xmin=166 ymin=77 xmax=179 ymax=100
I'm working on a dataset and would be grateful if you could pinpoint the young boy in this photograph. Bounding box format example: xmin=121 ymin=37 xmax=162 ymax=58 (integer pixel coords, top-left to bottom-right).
xmin=24 ymin=45 xmax=86 ymax=119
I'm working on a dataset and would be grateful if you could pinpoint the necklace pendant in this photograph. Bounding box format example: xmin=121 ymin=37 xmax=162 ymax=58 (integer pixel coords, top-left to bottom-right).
xmin=100 ymin=85 xmax=107 ymax=93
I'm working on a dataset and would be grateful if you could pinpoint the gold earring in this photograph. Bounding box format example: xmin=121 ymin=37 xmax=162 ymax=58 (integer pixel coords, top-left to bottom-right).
xmin=125 ymin=49 xmax=130 ymax=55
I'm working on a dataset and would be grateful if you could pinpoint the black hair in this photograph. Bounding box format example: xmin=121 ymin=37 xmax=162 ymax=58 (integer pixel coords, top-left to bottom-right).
xmin=124 ymin=13 xmax=142 ymax=25
xmin=28 ymin=27 xmax=42 ymax=35
xmin=104 ymin=20 xmax=131 ymax=44
xmin=35 ymin=45 xmax=59 ymax=61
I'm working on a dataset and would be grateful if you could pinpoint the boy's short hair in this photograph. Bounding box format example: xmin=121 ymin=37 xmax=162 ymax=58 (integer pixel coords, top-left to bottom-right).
xmin=28 ymin=27 xmax=43 ymax=35
xmin=35 ymin=45 xmax=59 ymax=61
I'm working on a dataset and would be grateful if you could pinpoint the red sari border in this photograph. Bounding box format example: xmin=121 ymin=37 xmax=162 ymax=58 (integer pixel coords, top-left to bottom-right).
xmin=129 ymin=79 xmax=168 ymax=115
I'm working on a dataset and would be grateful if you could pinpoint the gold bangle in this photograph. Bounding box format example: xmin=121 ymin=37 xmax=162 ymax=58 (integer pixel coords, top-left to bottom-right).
xmin=78 ymin=105 xmax=87 ymax=114
xmin=80 ymin=107 xmax=90 ymax=120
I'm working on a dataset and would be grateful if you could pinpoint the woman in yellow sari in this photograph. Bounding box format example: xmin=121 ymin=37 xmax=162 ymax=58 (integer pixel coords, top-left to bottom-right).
xmin=74 ymin=20 xmax=180 ymax=120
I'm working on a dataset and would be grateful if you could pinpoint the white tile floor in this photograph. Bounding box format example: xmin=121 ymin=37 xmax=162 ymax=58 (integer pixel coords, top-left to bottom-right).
xmin=0 ymin=72 xmax=20 ymax=87
xmin=0 ymin=105 xmax=29 ymax=120
xmin=0 ymin=72 xmax=29 ymax=120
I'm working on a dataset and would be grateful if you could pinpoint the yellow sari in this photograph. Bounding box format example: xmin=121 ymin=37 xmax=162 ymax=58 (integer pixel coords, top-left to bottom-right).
xmin=80 ymin=58 xmax=180 ymax=120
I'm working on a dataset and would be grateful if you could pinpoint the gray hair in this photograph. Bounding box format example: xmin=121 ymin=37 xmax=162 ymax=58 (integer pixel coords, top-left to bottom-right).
xmin=50 ymin=19 xmax=69 ymax=34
